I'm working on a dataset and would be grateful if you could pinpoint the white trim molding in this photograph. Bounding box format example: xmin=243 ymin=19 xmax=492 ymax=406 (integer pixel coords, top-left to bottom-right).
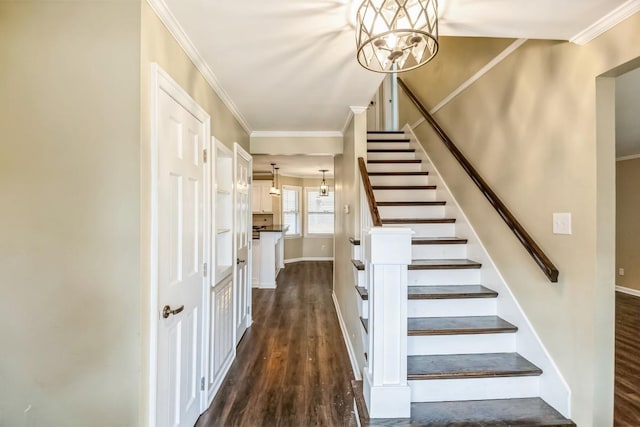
xmin=410 ymin=39 xmax=527 ymax=129
xmin=146 ymin=0 xmax=252 ymax=134
xmin=616 ymin=285 xmax=640 ymax=298
xmin=284 ymin=257 xmax=334 ymax=264
xmin=571 ymin=0 xmax=640 ymax=45
xmin=250 ymin=131 xmax=343 ymax=138
xmin=332 ymin=291 xmax=362 ymax=380
xmin=616 ymin=153 xmax=640 ymax=161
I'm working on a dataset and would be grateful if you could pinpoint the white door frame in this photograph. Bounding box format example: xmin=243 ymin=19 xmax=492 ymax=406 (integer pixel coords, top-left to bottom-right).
xmin=148 ymin=63 xmax=211 ymax=427
xmin=233 ymin=143 xmax=253 ymax=342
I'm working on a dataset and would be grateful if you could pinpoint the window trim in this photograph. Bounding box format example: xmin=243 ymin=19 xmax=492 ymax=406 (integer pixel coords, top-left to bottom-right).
xmin=304 ymin=187 xmax=335 ymax=237
xmin=281 ymin=185 xmax=302 ymax=238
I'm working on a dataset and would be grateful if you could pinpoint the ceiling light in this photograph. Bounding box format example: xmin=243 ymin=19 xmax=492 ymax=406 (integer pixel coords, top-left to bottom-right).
xmin=319 ymin=169 xmax=329 ymax=197
xmin=355 ymin=0 xmax=439 ymax=73
xmin=269 ymin=163 xmax=281 ymax=197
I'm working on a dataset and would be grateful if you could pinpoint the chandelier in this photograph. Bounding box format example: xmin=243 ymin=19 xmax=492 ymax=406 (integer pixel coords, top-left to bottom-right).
xmin=269 ymin=163 xmax=281 ymax=197
xmin=319 ymin=169 xmax=329 ymax=196
xmin=355 ymin=0 xmax=439 ymax=73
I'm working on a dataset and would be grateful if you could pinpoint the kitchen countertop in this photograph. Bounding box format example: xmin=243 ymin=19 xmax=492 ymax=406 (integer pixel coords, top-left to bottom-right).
xmin=254 ymin=225 xmax=289 ymax=233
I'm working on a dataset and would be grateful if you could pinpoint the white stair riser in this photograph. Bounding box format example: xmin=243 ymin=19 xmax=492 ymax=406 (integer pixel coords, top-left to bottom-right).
xmin=352 ymin=245 xmax=362 ymax=261
xmin=367 ymin=162 xmax=423 ymax=173
xmin=378 ymin=205 xmax=445 ymax=218
xmin=374 ymin=189 xmax=436 ymax=202
xmin=408 ymin=333 xmax=516 ymax=356
xmin=368 ymin=152 xmax=416 ymax=161
xmin=369 ymin=175 xmax=430 ymax=186
xmin=408 ymin=297 xmax=496 ymax=317
xmin=356 ymin=291 xmax=369 ymax=319
xmin=368 ymin=133 xmax=409 ymax=140
xmin=388 ymin=223 xmax=455 ymax=237
xmin=354 ymin=269 xmax=365 ymax=287
xmin=409 ymin=376 xmax=539 ymax=402
xmin=408 ymin=269 xmax=482 ymax=285
xmin=412 ymin=243 xmax=467 ymax=259
xmin=367 ymin=142 xmax=411 ymax=150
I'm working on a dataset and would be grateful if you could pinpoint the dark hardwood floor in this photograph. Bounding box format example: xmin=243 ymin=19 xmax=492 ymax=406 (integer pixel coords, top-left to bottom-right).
xmin=195 ymin=261 xmax=356 ymax=427
xmin=615 ymin=291 xmax=640 ymax=426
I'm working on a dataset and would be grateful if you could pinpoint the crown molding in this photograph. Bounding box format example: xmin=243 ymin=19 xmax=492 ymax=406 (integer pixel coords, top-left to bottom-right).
xmin=570 ymin=0 xmax=640 ymax=45
xmin=342 ymin=110 xmax=355 ymax=134
xmin=250 ymin=131 xmax=343 ymax=138
xmin=145 ymin=0 xmax=252 ymax=134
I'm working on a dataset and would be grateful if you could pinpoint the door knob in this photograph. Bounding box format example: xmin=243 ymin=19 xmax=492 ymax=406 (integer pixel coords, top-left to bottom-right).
xmin=162 ymin=305 xmax=184 ymax=319
xmin=237 ymin=258 xmax=246 ymax=265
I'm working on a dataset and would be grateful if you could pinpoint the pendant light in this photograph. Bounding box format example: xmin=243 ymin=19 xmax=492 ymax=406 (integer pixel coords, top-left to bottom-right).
xmin=269 ymin=163 xmax=281 ymax=197
xmin=319 ymin=169 xmax=329 ymax=197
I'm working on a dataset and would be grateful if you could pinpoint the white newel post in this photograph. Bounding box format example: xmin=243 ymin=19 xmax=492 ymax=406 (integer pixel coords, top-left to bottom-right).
xmin=363 ymin=227 xmax=413 ymax=418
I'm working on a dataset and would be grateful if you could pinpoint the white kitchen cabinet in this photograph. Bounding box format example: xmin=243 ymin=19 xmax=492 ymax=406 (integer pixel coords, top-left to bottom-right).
xmin=252 ymin=181 xmax=274 ymax=213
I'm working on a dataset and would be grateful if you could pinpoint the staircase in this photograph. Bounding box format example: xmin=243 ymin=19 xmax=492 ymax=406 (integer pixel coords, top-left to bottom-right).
xmin=351 ymin=130 xmax=574 ymax=426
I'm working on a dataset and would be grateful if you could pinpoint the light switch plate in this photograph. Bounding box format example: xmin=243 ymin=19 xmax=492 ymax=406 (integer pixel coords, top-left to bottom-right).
xmin=553 ymin=213 xmax=572 ymax=235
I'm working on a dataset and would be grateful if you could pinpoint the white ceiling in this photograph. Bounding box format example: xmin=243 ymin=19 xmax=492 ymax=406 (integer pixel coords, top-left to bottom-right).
xmin=253 ymin=155 xmax=335 ymax=178
xmin=160 ymin=0 xmax=629 ymax=134
xmin=616 ymin=67 xmax=640 ymax=158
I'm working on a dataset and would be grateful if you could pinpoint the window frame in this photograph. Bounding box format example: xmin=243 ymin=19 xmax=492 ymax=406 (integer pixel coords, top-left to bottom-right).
xmin=304 ymin=187 xmax=335 ymax=237
xmin=281 ymin=185 xmax=302 ymax=238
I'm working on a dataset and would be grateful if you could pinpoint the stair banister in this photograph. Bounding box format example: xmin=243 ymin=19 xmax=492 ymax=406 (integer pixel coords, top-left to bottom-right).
xmin=397 ymin=78 xmax=560 ymax=283
xmin=358 ymin=157 xmax=413 ymax=418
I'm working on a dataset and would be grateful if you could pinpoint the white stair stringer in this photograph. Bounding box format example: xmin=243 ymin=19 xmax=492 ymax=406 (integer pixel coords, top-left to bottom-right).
xmin=399 ymin=125 xmax=571 ymax=417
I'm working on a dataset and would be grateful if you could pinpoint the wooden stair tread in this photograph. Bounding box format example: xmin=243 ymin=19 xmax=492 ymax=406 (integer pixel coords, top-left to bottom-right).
xmin=367 ymin=139 xmax=411 ymax=143
xmin=373 ymin=185 xmax=436 ymax=190
xmin=408 ymin=315 xmax=517 ymax=335
xmin=407 ymin=353 xmax=542 ymax=380
xmin=409 ymin=259 xmax=482 ymax=270
xmin=367 ymin=130 xmax=405 ymax=134
xmin=382 ymin=218 xmax=456 ymax=224
xmin=368 ymin=172 xmax=429 ymax=176
xmin=352 ymin=381 xmax=575 ymax=426
xmin=409 ymin=285 xmax=498 ymax=299
xmin=378 ymin=201 xmax=446 ymax=206
xmin=352 ymin=259 xmax=365 ymax=271
xmin=412 ymin=237 xmax=468 ymax=245
xmin=356 ymin=285 xmax=498 ymax=301
xmin=367 ymin=149 xmax=415 ymax=153
xmin=348 ymin=237 xmax=361 ymax=246
xmin=367 ymin=159 xmax=421 ymax=163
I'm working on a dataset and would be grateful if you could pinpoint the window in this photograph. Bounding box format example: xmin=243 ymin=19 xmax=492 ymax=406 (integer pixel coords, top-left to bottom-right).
xmin=282 ymin=185 xmax=301 ymax=237
xmin=305 ymin=188 xmax=334 ymax=235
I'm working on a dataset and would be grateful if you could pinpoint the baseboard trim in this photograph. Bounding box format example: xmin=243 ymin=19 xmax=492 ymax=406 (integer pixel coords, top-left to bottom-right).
xmin=284 ymin=257 xmax=334 ymax=264
xmin=332 ymin=291 xmax=362 ymax=380
xmin=616 ymin=285 xmax=640 ymax=298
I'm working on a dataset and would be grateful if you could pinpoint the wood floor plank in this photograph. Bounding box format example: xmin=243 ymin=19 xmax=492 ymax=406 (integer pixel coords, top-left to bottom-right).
xmin=615 ymin=291 xmax=640 ymax=426
xmin=195 ymin=261 xmax=356 ymax=427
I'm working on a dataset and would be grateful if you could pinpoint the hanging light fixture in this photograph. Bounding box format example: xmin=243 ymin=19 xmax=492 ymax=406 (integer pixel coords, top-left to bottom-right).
xmin=269 ymin=163 xmax=281 ymax=197
xmin=355 ymin=0 xmax=439 ymax=73
xmin=319 ymin=169 xmax=329 ymax=197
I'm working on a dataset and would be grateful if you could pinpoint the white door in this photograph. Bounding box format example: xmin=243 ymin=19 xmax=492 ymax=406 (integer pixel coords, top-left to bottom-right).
xmin=156 ymin=87 xmax=207 ymax=427
xmin=234 ymin=143 xmax=252 ymax=344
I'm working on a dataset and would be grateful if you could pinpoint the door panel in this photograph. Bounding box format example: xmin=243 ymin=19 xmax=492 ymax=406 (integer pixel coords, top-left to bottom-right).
xmin=234 ymin=144 xmax=252 ymax=344
xmin=157 ymin=88 xmax=205 ymax=427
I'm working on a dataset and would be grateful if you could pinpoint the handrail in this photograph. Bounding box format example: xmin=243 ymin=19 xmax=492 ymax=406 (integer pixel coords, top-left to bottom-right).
xmin=358 ymin=157 xmax=382 ymax=227
xmin=397 ymin=78 xmax=559 ymax=283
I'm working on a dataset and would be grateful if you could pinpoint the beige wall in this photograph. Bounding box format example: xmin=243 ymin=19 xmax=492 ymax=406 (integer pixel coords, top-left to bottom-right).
xmin=399 ymin=16 xmax=640 ymax=426
xmin=333 ymin=111 xmax=368 ymax=375
xmin=616 ymin=158 xmax=640 ymax=290
xmin=0 ymin=2 xmax=141 ymax=426
xmin=260 ymin=176 xmax=335 ymax=260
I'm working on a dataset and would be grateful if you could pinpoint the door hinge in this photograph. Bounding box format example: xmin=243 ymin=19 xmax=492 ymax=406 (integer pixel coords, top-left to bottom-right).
xmin=203 ymin=149 xmax=208 ymax=163
xmin=201 ymin=377 xmax=205 ymax=391
xmin=248 ymin=176 xmax=252 ymax=184
xmin=203 ymin=262 xmax=208 ymax=277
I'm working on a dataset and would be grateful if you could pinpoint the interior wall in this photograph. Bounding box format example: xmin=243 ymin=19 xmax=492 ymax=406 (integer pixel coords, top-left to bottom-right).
xmin=140 ymin=2 xmax=251 ymax=424
xmin=616 ymin=158 xmax=640 ymax=291
xmin=0 ymin=2 xmax=141 ymax=426
xmin=333 ymin=110 xmax=367 ymax=376
xmin=399 ymin=14 xmax=640 ymax=426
